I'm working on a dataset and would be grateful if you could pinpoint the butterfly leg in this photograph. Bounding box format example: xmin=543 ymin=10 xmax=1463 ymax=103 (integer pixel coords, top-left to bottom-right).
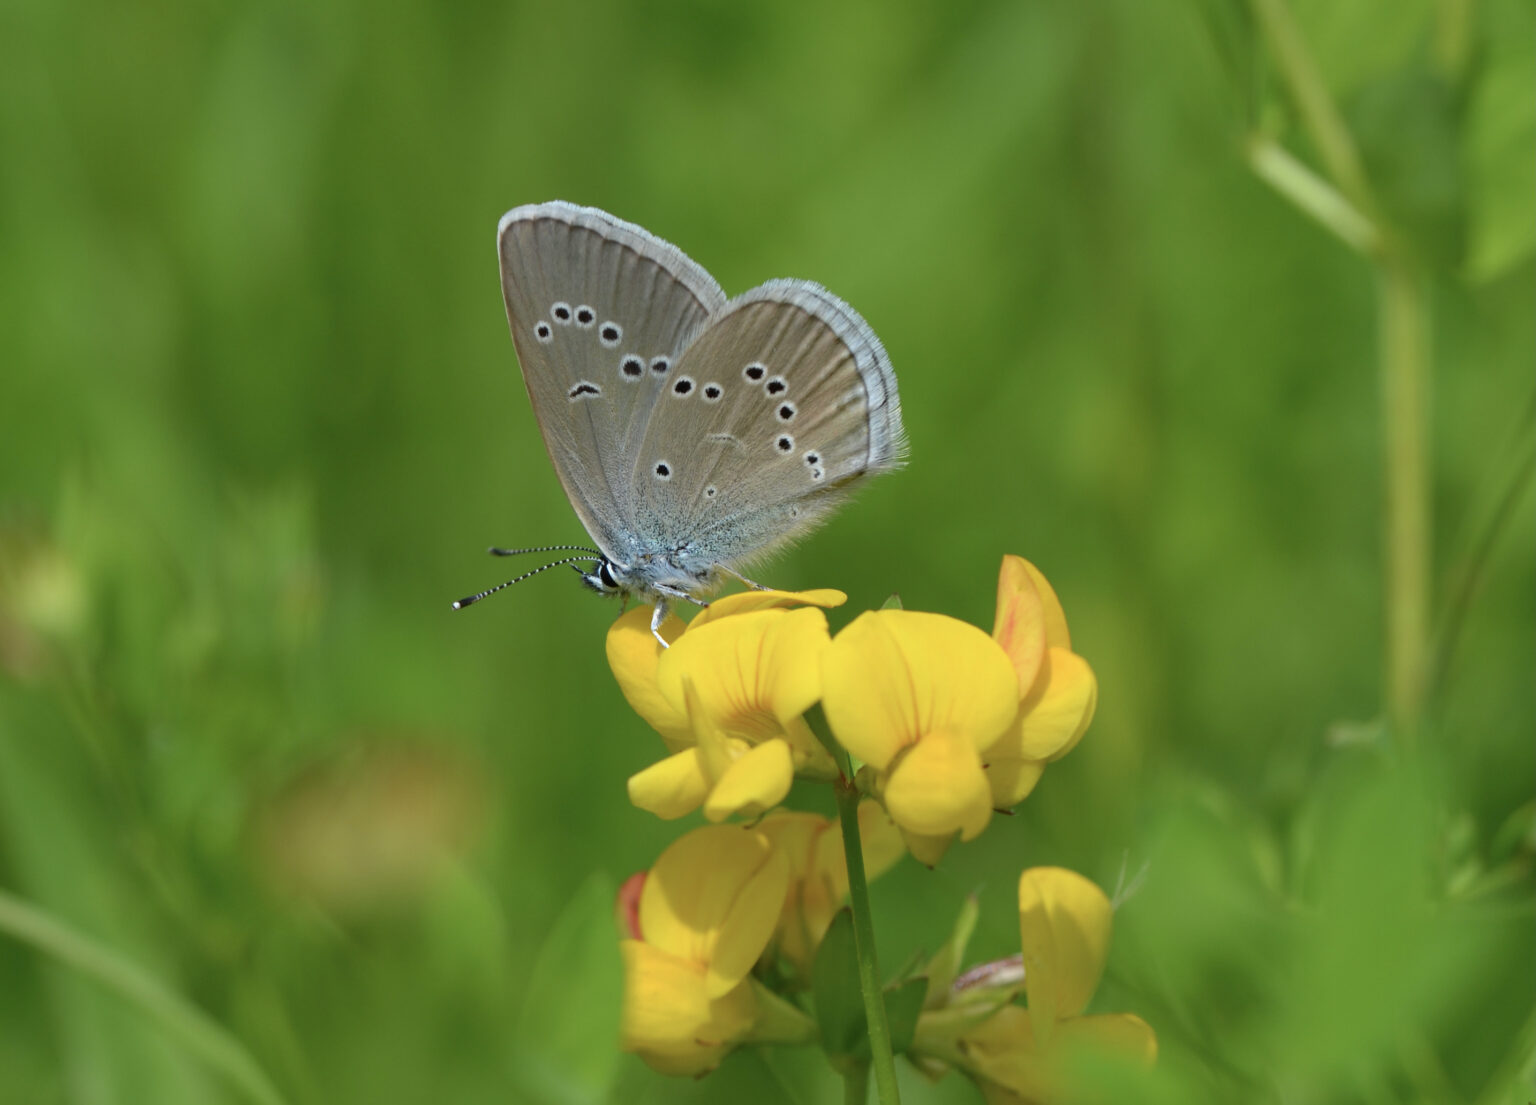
xmin=718 ymin=564 xmax=773 ymax=591
xmin=649 ymin=600 xmax=671 ymax=647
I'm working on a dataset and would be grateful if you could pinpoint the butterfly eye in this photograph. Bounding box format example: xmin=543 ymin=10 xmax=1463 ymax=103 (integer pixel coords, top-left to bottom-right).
xmin=620 ymin=355 xmax=644 ymax=379
xmin=534 ymin=321 xmax=553 ymax=343
xmin=551 ymin=302 xmax=573 ymax=323
xmin=743 ymin=362 xmax=766 ymax=382
xmin=650 ymin=357 xmax=671 ymax=376
xmin=575 ymin=306 xmax=596 ymax=327
xmin=702 ymin=383 xmax=723 ymax=402
xmin=653 ymin=461 xmax=673 ymax=481
xmin=765 ymin=376 xmax=788 ymax=396
xmin=804 ymin=451 xmax=820 ymax=466
xmin=775 ymin=435 xmax=794 ymax=454
xmin=599 ymin=322 xmax=622 ymax=347
xmin=671 ymin=376 xmax=695 ymax=396
xmin=704 ymin=485 xmax=718 ymax=498
xmin=567 ymin=381 xmax=601 ymax=401
xmin=776 ymin=402 xmax=796 ymax=422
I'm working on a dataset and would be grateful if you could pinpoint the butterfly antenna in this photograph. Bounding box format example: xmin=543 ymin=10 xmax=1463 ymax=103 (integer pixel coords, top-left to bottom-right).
xmin=452 ymin=555 xmax=599 ymax=610
xmin=487 ymin=544 xmax=602 ymax=557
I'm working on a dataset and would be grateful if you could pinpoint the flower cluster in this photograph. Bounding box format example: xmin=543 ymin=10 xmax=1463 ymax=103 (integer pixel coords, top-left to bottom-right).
xmin=609 ymin=557 xmax=1096 ymax=864
xmin=606 ymin=556 xmax=1150 ymax=1100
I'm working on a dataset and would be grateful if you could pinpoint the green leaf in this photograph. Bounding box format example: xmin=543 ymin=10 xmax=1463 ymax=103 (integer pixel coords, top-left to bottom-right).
xmin=512 ymin=873 xmax=622 ymax=1105
xmin=884 ymin=978 xmax=928 ymax=1056
xmin=811 ymin=908 xmax=866 ymax=1066
xmin=1463 ymin=2 xmax=1536 ymax=281
xmin=920 ymin=894 xmax=980 ymax=1006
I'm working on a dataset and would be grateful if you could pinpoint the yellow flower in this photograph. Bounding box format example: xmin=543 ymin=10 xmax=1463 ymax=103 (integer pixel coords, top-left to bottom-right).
xmin=986 ymin=557 xmax=1098 ymax=808
xmin=756 ymin=803 xmax=906 ymax=977
xmin=941 ymin=867 xmax=1156 ymax=1103
xmin=821 ymin=610 xmax=1020 ymax=861
xmin=619 ymin=591 xmax=845 ymax=822
xmin=619 ymin=824 xmax=791 ymax=1075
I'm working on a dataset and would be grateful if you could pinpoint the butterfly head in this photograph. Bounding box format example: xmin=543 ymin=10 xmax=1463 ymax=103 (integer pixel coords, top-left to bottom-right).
xmin=577 ymin=557 xmax=626 ymax=597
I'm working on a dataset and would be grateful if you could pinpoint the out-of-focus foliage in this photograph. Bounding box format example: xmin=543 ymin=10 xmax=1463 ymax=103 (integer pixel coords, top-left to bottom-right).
xmin=0 ymin=0 xmax=1530 ymax=1102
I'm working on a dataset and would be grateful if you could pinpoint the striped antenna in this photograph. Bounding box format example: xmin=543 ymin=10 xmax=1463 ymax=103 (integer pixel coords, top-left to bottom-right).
xmin=451 ymin=555 xmax=599 ymax=610
xmin=488 ymin=544 xmax=601 ymax=557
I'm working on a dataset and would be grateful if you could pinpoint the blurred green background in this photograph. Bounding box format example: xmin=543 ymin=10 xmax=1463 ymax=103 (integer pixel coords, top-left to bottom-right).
xmin=2 ymin=0 xmax=1532 ymax=1102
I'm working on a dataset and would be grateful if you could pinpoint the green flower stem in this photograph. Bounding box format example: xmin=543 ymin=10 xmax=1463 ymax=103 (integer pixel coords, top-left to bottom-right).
xmin=0 ymin=887 xmax=290 ymax=1105
xmin=832 ymin=766 xmax=901 ymax=1105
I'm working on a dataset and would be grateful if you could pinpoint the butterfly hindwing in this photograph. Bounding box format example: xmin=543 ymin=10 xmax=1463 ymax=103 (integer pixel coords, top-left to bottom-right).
xmin=627 ymin=279 xmax=905 ymax=570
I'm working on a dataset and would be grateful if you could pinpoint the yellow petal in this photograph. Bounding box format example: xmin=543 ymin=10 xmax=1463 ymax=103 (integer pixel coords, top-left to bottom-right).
xmin=627 ymin=748 xmax=709 ymax=820
xmin=620 ymin=939 xmax=712 ymax=1051
xmin=706 ymin=843 xmax=790 ymax=998
xmin=822 ymin=610 xmax=1019 ymax=770
xmin=703 ymin=738 xmax=795 ymax=822
xmin=659 ymin=607 xmax=830 ymax=733
xmin=639 ymin=825 xmax=780 ymax=969
xmin=1055 ymin=1012 xmax=1158 ymax=1066
xmin=606 ymin=605 xmax=691 ymax=750
xmin=1015 ymin=648 xmax=1097 ymax=762
xmin=620 ymin=940 xmax=757 ymax=1075
xmin=992 ymin=555 xmax=1048 ymax=696
xmin=1018 ymin=867 xmax=1112 ymax=1035
xmin=883 ymin=729 xmax=994 ymax=840
xmin=984 ymin=755 xmax=1046 ymax=809
xmin=900 ymin=827 xmax=956 ymax=868
xmin=854 ymin=800 xmax=907 ymax=882
xmin=757 ymin=811 xmax=828 ymax=973
xmin=690 ymin=588 xmax=847 ymax=627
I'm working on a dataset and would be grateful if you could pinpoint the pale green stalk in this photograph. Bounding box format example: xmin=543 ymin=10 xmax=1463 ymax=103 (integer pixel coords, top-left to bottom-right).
xmin=1247 ymin=0 xmax=1433 ymax=745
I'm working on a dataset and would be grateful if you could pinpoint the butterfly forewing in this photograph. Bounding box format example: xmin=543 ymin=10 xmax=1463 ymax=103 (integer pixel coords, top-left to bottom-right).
xmin=628 ymin=279 xmax=906 ymax=570
xmin=497 ymin=202 xmax=727 ymax=560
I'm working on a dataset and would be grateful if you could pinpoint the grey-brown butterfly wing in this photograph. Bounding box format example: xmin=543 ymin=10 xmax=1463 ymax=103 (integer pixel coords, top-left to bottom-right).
xmin=626 ymin=279 xmax=905 ymax=572
xmin=497 ymin=201 xmax=727 ymax=561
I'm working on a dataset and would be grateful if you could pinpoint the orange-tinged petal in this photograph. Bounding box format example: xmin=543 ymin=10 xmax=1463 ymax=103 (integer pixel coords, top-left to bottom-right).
xmin=706 ymin=843 xmax=789 ymax=998
xmin=884 ymin=729 xmax=994 ymax=840
xmin=607 ymin=606 xmax=691 ymax=749
xmin=822 ymin=611 xmax=1019 ymax=770
xmin=1015 ymin=648 xmax=1097 ymax=762
xmin=627 ymin=748 xmax=709 ymax=820
xmin=703 ymin=738 xmax=795 ymax=822
xmin=1017 ymin=558 xmax=1071 ymax=652
xmin=984 ymin=755 xmax=1046 ymax=808
xmin=639 ymin=825 xmax=780 ymax=966
xmin=690 ymin=588 xmax=847 ymax=627
xmin=1054 ymin=1012 xmax=1158 ymax=1066
xmin=1018 ymin=867 xmax=1112 ymax=1034
xmin=659 ymin=607 xmax=830 ymax=732
xmin=992 ymin=555 xmax=1048 ymax=696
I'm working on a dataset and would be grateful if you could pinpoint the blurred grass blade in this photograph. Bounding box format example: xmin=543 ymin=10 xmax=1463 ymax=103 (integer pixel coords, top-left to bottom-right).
xmin=0 ymin=888 xmax=289 ymax=1105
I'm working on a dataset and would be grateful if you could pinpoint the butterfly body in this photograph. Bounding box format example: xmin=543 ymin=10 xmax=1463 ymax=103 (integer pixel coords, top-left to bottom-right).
xmin=494 ymin=201 xmax=905 ymax=633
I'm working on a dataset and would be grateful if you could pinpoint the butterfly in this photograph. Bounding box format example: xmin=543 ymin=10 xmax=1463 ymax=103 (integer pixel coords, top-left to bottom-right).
xmin=456 ymin=201 xmax=906 ymax=642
